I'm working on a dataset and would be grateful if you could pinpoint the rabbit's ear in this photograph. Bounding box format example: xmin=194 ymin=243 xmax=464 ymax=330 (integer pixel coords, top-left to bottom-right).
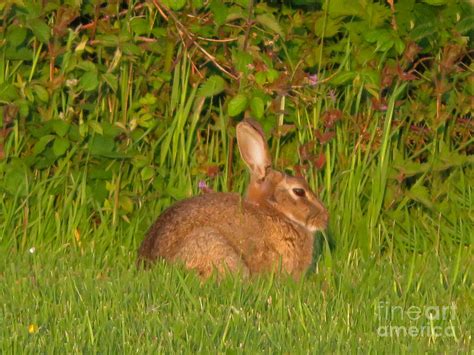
xmin=236 ymin=120 xmax=271 ymax=179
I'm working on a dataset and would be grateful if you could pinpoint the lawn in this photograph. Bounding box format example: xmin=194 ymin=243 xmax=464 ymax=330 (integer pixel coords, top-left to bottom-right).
xmin=0 ymin=165 xmax=472 ymax=352
xmin=1 ymin=235 xmax=472 ymax=352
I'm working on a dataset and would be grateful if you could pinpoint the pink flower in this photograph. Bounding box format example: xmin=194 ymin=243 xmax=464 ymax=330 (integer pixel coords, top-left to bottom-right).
xmin=308 ymin=74 xmax=319 ymax=86
xmin=198 ymin=180 xmax=208 ymax=190
xmin=198 ymin=180 xmax=214 ymax=193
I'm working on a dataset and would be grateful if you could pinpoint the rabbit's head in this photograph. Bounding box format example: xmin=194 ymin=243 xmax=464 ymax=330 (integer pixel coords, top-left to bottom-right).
xmin=237 ymin=120 xmax=329 ymax=233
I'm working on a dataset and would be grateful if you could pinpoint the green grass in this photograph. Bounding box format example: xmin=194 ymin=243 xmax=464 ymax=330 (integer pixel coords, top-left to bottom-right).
xmin=1 ymin=236 xmax=471 ymax=352
xmin=1 ymin=10 xmax=473 ymax=351
xmin=1 ymin=61 xmax=473 ymax=351
xmin=1 ymin=101 xmax=473 ymax=353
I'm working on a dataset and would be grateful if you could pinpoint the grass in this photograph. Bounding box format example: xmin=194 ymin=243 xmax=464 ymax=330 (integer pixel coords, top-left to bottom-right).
xmin=0 ymin=126 xmax=472 ymax=353
xmin=1 ymin=236 xmax=472 ymax=352
xmin=1 ymin=20 xmax=473 ymax=353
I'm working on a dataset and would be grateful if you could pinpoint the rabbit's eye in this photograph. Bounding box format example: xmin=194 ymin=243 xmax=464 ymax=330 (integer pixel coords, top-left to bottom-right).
xmin=292 ymin=188 xmax=306 ymax=197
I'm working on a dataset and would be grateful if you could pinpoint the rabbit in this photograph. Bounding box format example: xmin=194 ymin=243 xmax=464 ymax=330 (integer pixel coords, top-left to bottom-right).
xmin=137 ymin=119 xmax=329 ymax=280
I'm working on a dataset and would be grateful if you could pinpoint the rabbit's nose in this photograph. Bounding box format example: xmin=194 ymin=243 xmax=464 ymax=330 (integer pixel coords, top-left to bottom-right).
xmin=320 ymin=209 xmax=329 ymax=227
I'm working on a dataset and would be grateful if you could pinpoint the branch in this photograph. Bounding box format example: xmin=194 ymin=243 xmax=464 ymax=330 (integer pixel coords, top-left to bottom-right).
xmin=152 ymin=0 xmax=238 ymax=80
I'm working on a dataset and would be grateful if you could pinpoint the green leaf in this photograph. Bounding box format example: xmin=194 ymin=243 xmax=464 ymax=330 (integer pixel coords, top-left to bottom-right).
xmin=365 ymin=2 xmax=391 ymax=28
xmin=365 ymin=29 xmax=396 ymax=52
xmin=407 ymin=185 xmax=433 ymax=209
xmin=88 ymin=121 xmax=103 ymax=135
xmin=5 ymin=47 xmax=33 ymax=61
xmin=210 ymin=0 xmax=229 ymax=26
xmin=32 ymin=84 xmax=49 ymax=103
xmin=151 ymin=28 xmax=167 ymax=38
xmin=192 ymin=0 xmax=204 ymax=9
xmin=121 ymin=42 xmax=142 ymax=56
xmin=394 ymin=38 xmax=406 ymax=55
xmin=141 ymin=166 xmax=155 ymax=180
xmin=119 ymin=195 xmax=134 ymax=213
xmin=95 ymin=34 xmax=119 ymax=47
xmin=23 ymin=2 xmax=42 ymax=17
xmin=88 ymin=135 xmax=115 ymax=156
xmin=234 ymin=0 xmax=249 ymax=7
xmin=410 ymin=22 xmax=437 ymax=41
xmin=102 ymin=122 xmax=123 ymax=137
xmin=325 ymin=0 xmax=364 ymax=18
xmin=330 ymin=71 xmax=356 ymax=86
xmin=89 ymin=168 xmax=113 ymax=180
xmin=79 ymin=72 xmax=99 ymax=92
xmin=456 ymin=16 xmax=474 ymax=34
xmin=228 ymin=94 xmax=248 ymax=117
xmin=197 ymin=75 xmax=225 ymax=98
xmin=17 ymin=100 xmax=30 ymax=118
xmin=314 ymin=15 xmax=341 ymax=38
xmin=255 ymin=14 xmax=284 ymax=37
xmin=29 ymin=122 xmax=52 ymax=138
xmin=77 ymin=61 xmax=98 ymax=72
xmin=2 ymin=161 xmax=28 ymax=197
xmin=51 ymin=120 xmax=70 ymax=137
xmin=250 ymin=97 xmax=265 ymax=119
xmin=88 ymin=180 xmax=108 ymax=203
xmin=101 ymin=73 xmax=118 ymax=92
xmin=130 ymin=18 xmax=150 ymax=36
xmin=132 ymin=155 xmax=149 ymax=168
xmin=421 ymin=0 xmax=447 ymax=5
xmin=361 ymin=69 xmax=380 ymax=86
xmin=226 ymin=6 xmax=246 ymax=22
xmin=137 ymin=114 xmax=157 ymax=129
xmin=33 ymin=135 xmax=55 ymax=156
xmin=255 ymin=71 xmax=267 ymax=85
xmin=28 ymin=18 xmax=51 ymax=43
xmin=6 ymin=25 xmax=28 ymax=47
xmin=377 ymin=39 xmax=394 ymax=52
xmin=0 ymin=83 xmax=19 ymax=101
xmin=232 ymin=50 xmax=253 ymax=74
xmin=162 ymin=0 xmax=186 ymax=11
xmin=53 ymin=137 xmax=70 ymax=157
xmin=138 ymin=93 xmax=157 ymax=106
xmin=365 ymin=29 xmax=390 ymax=44
xmin=266 ymin=69 xmax=279 ymax=83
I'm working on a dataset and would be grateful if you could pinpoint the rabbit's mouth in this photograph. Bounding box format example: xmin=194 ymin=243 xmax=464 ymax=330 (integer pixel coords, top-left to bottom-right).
xmin=284 ymin=211 xmax=328 ymax=233
xmin=266 ymin=197 xmax=329 ymax=233
xmin=306 ymin=213 xmax=329 ymax=232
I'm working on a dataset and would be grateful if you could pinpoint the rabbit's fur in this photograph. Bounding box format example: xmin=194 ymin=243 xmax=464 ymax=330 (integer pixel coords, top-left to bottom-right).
xmin=138 ymin=120 xmax=329 ymax=279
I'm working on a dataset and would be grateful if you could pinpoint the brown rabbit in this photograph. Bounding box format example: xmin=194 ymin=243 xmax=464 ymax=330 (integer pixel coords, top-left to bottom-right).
xmin=137 ymin=119 xmax=329 ymax=279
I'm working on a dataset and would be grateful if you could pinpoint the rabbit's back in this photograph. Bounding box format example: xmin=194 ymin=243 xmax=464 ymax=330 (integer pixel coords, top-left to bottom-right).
xmin=138 ymin=192 xmax=314 ymax=277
